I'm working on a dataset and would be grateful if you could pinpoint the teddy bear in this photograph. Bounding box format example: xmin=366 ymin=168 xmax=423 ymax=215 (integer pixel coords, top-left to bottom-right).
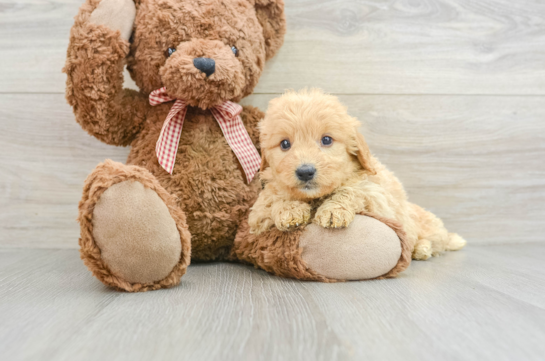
xmin=64 ymin=0 xmax=410 ymax=292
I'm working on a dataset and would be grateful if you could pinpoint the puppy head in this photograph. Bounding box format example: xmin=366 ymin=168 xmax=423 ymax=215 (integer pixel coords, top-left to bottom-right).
xmin=260 ymin=89 xmax=376 ymax=200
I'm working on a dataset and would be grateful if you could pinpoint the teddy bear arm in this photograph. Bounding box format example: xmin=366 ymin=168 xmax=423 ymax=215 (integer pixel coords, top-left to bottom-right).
xmin=64 ymin=1 xmax=148 ymax=147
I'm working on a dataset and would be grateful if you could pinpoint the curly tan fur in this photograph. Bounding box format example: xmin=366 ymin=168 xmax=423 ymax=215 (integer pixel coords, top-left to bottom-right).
xmin=251 ymin=89 xmax=466 ymax=260
xmin=64 ymin=0 xmax=286 ymax=290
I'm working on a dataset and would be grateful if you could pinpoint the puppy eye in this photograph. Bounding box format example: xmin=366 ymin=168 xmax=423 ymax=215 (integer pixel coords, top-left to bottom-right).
xmin=321 ymin=136 xmax=333 ymax=146
xmin=165 ymin=47 xmax=176 ymax=58
xmin=280 ymin=139 xmax=291 ymax=150
xmin=231 ymin=46 xmax=239 ymax=57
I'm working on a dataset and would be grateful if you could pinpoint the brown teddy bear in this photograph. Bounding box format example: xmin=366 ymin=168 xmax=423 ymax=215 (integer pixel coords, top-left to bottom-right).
xmin=65 ymin=0 xmax=410 ymax=292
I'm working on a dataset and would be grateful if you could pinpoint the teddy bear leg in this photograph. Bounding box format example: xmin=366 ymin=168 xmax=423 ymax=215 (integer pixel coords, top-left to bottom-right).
xmin=78 ymin=160 xmax=191 ymax=292
xmin=234 ymin=214 xmax=411 ymax=282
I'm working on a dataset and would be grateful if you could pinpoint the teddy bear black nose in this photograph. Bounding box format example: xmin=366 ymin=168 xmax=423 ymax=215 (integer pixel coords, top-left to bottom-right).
xmin=193 ymin=57 xmax=216 ymax=77
xmin=296 ymin=164 xmax=316 ymax=182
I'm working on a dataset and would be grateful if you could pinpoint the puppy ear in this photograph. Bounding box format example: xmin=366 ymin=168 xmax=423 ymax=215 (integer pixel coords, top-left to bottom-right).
xmin=254 ymin=0 xmax=286 ymax=60
xmin=355 ymin=132 xmax=377 ymax=175
xmin=260 ymin=150 xmax=269 ymax=172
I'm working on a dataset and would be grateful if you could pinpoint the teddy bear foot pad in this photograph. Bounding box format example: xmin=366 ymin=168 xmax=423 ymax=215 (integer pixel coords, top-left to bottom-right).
xmin=300 ymin=216 xmax=403 ymax=280
xmin=92 ymin=180 xmax=181 ymax=283
xmin=78 ymin=160 xmax=191 ymax=292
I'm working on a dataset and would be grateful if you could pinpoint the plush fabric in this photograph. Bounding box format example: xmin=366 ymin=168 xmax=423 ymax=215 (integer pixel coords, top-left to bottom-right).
xmin=78 ymin=160 xmax=191 ymax=292
xmin=89 ymin=0 xmax=135 ymax=41
xmin=64 ymin=0 xmax=287 ymax=291
xmin=93 ymin=180 xmax=182 ymax=284
xmin=299 ymin=216 xmax=401 ymax=280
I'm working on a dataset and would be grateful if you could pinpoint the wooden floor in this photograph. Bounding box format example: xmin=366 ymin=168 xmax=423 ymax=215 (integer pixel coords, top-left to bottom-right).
xmin=1 ymin=244 xmax=544 ymax=361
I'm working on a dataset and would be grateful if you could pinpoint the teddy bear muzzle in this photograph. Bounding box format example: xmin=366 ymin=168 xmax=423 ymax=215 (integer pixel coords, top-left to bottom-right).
xmin=159 ymin=39 xmax=246 ymax=109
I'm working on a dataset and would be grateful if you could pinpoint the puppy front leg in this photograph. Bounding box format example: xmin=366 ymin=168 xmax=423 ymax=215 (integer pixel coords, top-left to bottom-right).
xmin=314 ymin=186 xmax=360 ymax=228
xmin=249 ymin=189 xmax=311 ymax=234
xmin=271 ymin=200 xmax=312 ymax=232
xmin=315 ymin=181 xmax=398 ymax=228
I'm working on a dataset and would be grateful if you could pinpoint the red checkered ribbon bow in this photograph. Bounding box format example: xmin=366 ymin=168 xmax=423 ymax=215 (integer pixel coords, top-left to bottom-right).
xmin=149 ymin=87 xmax=261 ymax=183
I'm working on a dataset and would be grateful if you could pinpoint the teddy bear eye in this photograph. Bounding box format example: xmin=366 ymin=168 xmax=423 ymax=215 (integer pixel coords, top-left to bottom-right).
xmin=231 ymin=46 xmax=239 ymax=57
xmin=280 ymin=139 xmax=291 ymax=150
xmin=321 ymin=136 xmax=333 ymax=146
xmin=166 ymin=47 xmax=176 ymax=58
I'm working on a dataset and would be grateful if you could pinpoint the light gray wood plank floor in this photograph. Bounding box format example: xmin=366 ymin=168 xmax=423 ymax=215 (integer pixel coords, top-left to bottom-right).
xmin=1 ymin=244 xmax=544 ymax=361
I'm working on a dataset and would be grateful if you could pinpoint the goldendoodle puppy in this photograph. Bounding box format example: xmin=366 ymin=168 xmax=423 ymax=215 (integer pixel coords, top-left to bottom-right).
xmin=249 ymin=89 xmax=466 ymax=260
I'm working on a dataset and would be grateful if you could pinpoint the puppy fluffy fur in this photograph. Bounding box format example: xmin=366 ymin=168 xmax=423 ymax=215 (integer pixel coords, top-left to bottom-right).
xmin=249 ymin=89 xmax=466 ymax=260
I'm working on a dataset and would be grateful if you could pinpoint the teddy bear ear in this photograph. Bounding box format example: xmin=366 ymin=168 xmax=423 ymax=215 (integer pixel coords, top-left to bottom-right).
xmin=254 ymin=0 xmax=286 ymax=60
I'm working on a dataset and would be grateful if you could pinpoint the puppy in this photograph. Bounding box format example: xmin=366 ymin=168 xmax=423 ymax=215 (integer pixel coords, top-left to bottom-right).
xmin=249 ymin=89 xmax=466 ymax=260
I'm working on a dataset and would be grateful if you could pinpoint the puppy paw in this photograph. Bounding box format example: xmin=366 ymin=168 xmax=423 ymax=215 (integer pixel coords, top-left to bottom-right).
xmin=314 ymin=204 xmax=355 ymax=229
xmin=413 ymin=239 xmax=433 ymax=260
xmin=274 ymin=202 xmax=311 ymax=231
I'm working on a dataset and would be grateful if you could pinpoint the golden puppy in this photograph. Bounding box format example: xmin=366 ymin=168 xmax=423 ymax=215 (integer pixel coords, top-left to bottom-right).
xmin=249 ymin=89 xmax=466 ymax=260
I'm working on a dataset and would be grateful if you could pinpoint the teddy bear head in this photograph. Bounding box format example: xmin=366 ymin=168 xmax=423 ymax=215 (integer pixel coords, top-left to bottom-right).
xmin=126 ymin=0 xmax=285 ymax=109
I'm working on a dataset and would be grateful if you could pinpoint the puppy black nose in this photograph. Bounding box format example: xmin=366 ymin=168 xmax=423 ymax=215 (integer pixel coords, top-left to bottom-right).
xmin=296 ymin=164 xmax=316 ymax=182
xmin=193 ymin=57 xmax=215 ymax=77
